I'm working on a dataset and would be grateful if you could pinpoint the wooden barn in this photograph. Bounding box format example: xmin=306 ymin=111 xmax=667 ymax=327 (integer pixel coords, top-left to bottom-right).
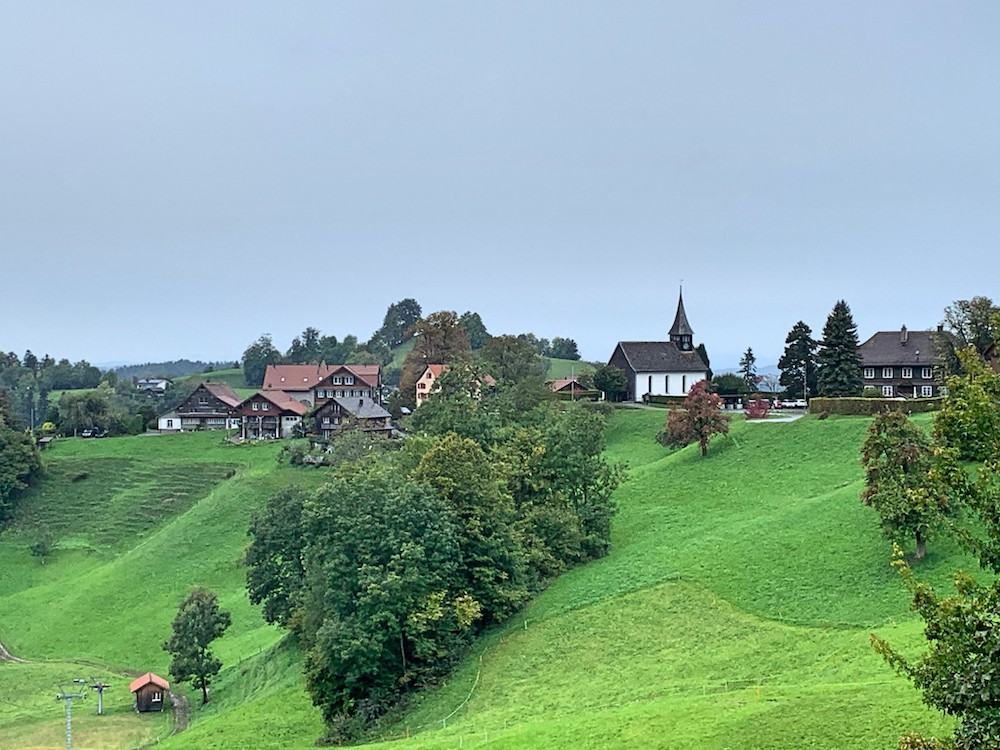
xmin=130 ymin=672 xmax=169 ymax=712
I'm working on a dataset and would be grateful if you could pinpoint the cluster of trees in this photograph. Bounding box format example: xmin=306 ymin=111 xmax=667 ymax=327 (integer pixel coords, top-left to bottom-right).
xmin=245 ymin=374 xmax=623 ymax=742
xmin=0 ymin=351 xmax=103 ymax=427
xmin=0 ymin=391 xmax=42 ymax=526
xmin=860 ymin=348 xmax=1000 ymax=746
xmin=772 ymin=296 xmax=1000 ymax=401
xmin=241 ymin=299 xmax=582 ymax=393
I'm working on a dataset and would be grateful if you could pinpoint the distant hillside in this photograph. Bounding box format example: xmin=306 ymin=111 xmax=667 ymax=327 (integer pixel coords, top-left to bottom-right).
xmin=114 ymin=359 xmax=238 ymax=380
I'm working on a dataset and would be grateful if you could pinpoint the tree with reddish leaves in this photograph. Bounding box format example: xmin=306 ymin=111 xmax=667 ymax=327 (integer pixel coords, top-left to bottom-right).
xmin=656 ymin=380 xmax=730 ymax=457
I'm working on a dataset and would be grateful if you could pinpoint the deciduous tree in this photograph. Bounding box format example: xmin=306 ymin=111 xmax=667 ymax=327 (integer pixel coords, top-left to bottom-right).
xmin=241 ymin=334 xmax=281 ymax=387
xmin=861 ymin=410 xmax=947 ymax=560
xmin=163 ymin=587 xmax=231 ymax=704
xmin=933 ymin=347 xmax=1000 ymax=461
xmin=656 ymin=380 xmax=730 ymax=457
xmin=593 ymin=364 xmax=627 ymax=400
xmin=816 ymin=301 xmax=863 ymax=397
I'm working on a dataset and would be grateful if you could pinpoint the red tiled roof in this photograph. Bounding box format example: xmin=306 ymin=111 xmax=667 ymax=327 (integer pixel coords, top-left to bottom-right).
xmin=247 ymin=390 xmax=309 ymax=415
xmin=202 ymin=382 xmax=242 ymax=408
xmin=130 ymin=672 xmax=169 ymax=693
xmin=263 ymin=364 xmax=381 ymax=391
xmin=550 ymin=377 xmax=585 ymax=392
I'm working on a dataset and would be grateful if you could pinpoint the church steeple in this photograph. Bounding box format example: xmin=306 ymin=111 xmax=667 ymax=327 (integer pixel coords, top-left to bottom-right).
xmin=669 ymin=287 xmax=694 ymax=351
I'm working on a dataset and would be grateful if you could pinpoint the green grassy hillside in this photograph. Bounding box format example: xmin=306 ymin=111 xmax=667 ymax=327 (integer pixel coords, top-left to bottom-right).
xmin=0 ymin=412 xmax=960 ymax=749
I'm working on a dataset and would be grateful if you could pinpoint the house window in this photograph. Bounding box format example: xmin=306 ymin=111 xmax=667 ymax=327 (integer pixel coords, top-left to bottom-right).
xmin=921 ymin=385 xmax=933 ymax=397
xmin=322 ymin=417 xmax=330 ymax=425
xmin=152 ymin=691 xmax=162 ymax=703
xmin=199 ymin=396 xmax=208 ymax=404
xmin=418 ymin=383 xmax=426 ymax=390
xmin=882 ymin=385 xmax=894 ymax=397
xmin=902 ymin=367 xmax=913 ymax=379
xmin=166 ymin=419 xmax=173 ymax=428
xmin=262 ymin=403 xmax=269 ymax=411
xmin=346 ymin=376 xmax=354 ymax=385
xmin=682 ymin=375 xmax=687 ymax=392
xmin=333 ymin=376 xmax=343 ymax=384
xmin=664 ymin=375 xmax=669 ymax=393
xmin=252 ymin=402 xmax=259 ymax=411
xmin=426 ymin=372 xmax=433 ymax=379
xmin=647 ymin=375 xmax=652 ymax=394
xmin=863 ymin=367 xmax=874 ymax=379
xmin=921 ymin=367 xmax=933 ymax=379
xmin=882 ymin=367 xmax=893 ymax=378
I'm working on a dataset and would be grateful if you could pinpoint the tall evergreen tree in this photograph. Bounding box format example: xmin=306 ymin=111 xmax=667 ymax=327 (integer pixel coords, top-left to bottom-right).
xmin=778 ymin=321 xmax=818 ymax=398
xmin=738 ymin=347 xmax=757 ymax=393
xmin=816 ymin=300 xmax=863 ymax=397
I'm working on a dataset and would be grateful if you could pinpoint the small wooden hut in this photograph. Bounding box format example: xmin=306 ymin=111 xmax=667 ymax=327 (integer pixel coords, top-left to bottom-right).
xmin=130 ymin=672 xmax=169 ymax=712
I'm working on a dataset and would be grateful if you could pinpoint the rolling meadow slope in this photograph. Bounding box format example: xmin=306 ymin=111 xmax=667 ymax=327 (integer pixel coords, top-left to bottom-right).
xmin=0 ymin=411 xmax=962 ymax=749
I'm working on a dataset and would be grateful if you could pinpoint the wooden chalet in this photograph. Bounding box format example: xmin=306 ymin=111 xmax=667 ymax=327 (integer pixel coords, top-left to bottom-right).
xmin=313 ymin=396 xmax=392 ymax=439
xmin=236 ymin=390 xmax=309 ymax=439
xmin=130 ymin=672 xmax=169 ymax=713
xmin=157 ymin=382 xmax=242 ymax=431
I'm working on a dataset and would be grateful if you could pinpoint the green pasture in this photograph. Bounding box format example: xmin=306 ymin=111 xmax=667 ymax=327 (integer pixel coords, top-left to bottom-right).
xmin=0 ymin=410 xmax=960 ymax=749
xmin=544 ymin=357 xmax=595 ymax=381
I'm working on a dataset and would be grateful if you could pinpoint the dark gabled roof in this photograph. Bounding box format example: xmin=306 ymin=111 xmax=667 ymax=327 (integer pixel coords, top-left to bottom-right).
xmin=201 ymin=382 xmax=242 ymax=408
xmin=857 ymin=328 xmax=956 ymax=367
xmin=614 ymin=342 xmax=708 ymax=373
xmin=669 ymin=290 xmax=694 ymax=338
xmin=331 ymin=397 xmax=391 ymax=420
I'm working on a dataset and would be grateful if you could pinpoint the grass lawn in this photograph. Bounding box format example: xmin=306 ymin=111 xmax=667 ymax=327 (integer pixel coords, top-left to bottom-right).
xmin=545 ymin=357 xmax=595 ymax=380
xmin=0 ymin=410 xmax=960 ymax=749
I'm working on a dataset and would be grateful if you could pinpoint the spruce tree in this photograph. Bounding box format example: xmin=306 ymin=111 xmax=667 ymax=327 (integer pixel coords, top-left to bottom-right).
xmin=738 ymin=347 xmax=757 ymax=394
xmin=816 ymin=300 xmax=863 ymax=397
xmin=778 ymin=321 xmax=818 ymax=398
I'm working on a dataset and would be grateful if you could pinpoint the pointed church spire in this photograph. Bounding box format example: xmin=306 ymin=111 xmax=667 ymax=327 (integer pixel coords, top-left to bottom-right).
xmin=669 ymin=287 xmax=694 ymax=351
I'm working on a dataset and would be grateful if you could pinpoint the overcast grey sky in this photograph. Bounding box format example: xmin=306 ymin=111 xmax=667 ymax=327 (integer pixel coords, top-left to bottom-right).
xmin=2 ymin=2 xmax=997 ymax=369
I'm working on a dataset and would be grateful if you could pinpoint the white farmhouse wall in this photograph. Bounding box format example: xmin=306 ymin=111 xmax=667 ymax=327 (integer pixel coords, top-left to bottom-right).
xmin=158 ymin=411 xmax=181 ymax=431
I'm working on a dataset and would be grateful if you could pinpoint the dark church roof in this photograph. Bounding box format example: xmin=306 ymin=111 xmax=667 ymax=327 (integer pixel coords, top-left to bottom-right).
xmin=858 ymin=327 xmax=955 ymax=367
xmin=669 ymin=290 xmax=694 ymax=338
xmin=613 ymin=342 xmax=707 ymax=373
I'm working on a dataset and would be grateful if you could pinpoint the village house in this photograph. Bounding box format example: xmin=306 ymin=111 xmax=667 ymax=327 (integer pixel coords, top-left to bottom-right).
xmin=414 ymin=364 xmax=496 ymax=407
xmin=857 ymin=325 xmax=954 ymax=398
xmin=607 ymin=290 xmax=709 ymax=402
xmin=157 ymin=382 xmax=242 ymax=431
xmin=261 ymin=363 xmax=381 ymax=408
xmin=312 ymin=396 xmax=393 ymax=438
xmin=236 ymin=390 xmax=309 ymax=439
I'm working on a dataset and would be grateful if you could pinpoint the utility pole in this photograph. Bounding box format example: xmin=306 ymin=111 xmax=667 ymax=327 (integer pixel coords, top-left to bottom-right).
xmin=56 ymin=686 xmax=86 ymax=750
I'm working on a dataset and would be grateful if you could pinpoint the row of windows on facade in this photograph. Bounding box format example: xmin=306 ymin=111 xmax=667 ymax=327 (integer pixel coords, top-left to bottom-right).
xmin=880 ymin=384 xmax=937 ymax=397
xmin=863 ymin=367 xmax=933 ymax=379
xmin=648 ymin=375 xmax=689 ymax=392
xmin=317 ymin=388 xmax=368 ymax=399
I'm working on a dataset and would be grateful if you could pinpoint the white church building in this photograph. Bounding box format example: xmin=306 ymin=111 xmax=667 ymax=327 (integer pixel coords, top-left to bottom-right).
xmin=607 ymin=290 xmax=709 ymax=402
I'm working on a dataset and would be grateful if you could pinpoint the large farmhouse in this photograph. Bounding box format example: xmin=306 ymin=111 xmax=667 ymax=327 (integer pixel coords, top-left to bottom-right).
xmin=857 ymin=325 xmax=954 ymax=398
xmin=608 ymin=290 xmax=709 ymax=402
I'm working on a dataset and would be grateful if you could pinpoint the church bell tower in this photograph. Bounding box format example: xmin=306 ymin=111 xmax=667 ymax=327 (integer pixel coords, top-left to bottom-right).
xmin=669 ymin=288 xmax=694 ymax=351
